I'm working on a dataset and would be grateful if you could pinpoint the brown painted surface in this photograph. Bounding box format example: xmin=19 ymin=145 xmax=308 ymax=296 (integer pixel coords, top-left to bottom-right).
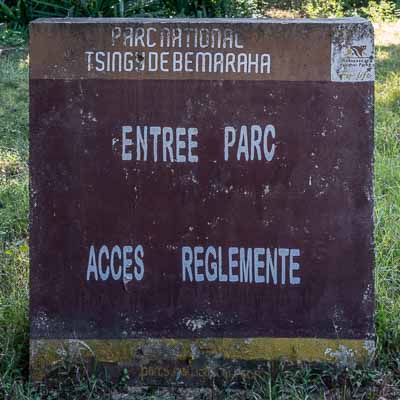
xmin=30 ymin=76 xmax=374 ymax=339
xmin=30 ymin=19 xmax=374 ymax=381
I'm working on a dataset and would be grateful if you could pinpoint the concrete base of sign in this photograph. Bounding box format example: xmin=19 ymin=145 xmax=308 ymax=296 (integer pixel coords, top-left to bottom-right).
xmin=30 ymin=338 xmax=374 ymax=385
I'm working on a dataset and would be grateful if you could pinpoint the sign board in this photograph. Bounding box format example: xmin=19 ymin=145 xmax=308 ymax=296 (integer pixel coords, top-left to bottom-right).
xmin=30 ymin=18 xmax=375 ymax=385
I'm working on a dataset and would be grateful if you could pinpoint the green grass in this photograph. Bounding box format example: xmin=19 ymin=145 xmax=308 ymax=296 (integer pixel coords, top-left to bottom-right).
xmin=374 ymin=42 xmax=400 ymax=368
xmin=0 ymin=35 xmax=30 ymax=398
xmin=0 ymin=26 xmax=400 ymax=399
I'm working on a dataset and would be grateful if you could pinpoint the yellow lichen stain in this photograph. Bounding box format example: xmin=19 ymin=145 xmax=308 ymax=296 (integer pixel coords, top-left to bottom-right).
xmin=29 ymin=339 xmax=65 ymax=380
xmin=30 ymin=337 xmax=372 ymax=381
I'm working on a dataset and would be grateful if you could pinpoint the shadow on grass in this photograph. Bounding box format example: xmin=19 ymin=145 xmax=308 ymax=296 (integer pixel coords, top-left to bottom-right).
xmin=376 ymin=44 xmax=400 ymax=80
xmin=375 ymin=44 xmax=400 ymax=117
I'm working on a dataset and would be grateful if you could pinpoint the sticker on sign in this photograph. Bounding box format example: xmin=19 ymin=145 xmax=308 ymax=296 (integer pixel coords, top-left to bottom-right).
xmin=331 ymin=24 xmax=375 ymax=82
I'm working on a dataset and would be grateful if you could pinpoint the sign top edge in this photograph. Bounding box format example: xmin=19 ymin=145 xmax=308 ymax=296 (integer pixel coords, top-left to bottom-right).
xmin=29 ymin=16 xmax=370 ymax=25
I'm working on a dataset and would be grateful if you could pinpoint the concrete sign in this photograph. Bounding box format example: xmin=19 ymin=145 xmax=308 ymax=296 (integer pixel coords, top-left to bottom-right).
xmin=30 ymin=18 xmax=374 ymax=385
